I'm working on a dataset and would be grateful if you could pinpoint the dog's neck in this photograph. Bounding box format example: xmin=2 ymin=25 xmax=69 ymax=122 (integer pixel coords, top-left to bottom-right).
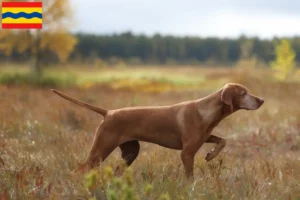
xmin=195 ymin=89 xmax=234 ymax=123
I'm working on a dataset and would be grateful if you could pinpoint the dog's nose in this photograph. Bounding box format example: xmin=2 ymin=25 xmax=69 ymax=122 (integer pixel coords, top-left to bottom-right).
xmin=258 ymin=98 xmax=264 ymax=105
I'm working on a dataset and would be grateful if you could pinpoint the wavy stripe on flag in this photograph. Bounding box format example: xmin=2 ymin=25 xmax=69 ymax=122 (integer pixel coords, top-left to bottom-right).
xmin=2 ymin=18 xmax=42 ymax=24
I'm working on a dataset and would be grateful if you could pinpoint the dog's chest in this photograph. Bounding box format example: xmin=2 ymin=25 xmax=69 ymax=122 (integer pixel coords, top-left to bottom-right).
xmin=198 ymin=108 xmax=223 ymax=132
xmin=200 ymin=109 xmax=218 ymax=122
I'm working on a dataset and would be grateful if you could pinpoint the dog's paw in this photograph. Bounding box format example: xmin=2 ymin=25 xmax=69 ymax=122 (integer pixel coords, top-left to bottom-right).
xmin=205 ymin=152 xmax=215 ymax=162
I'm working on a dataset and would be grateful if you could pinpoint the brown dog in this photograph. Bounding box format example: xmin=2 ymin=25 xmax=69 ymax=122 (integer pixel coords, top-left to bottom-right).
xmin=51 ymin=83 xmax=264 ymax=178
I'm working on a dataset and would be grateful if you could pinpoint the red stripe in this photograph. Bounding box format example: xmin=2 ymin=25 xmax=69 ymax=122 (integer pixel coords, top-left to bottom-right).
xmin=2 ymin=23 xmax=42 ymax=29
xmin=2 ymin=2 xmax=42 ymax=8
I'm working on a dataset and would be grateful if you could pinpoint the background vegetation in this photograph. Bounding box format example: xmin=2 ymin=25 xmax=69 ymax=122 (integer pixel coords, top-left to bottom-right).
xmin=2 ymin=32 xmax=300 ymax=67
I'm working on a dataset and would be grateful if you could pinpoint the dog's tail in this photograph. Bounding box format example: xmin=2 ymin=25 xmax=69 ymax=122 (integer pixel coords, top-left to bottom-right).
xmin=51 ymin=89 xmax=108 ymax=116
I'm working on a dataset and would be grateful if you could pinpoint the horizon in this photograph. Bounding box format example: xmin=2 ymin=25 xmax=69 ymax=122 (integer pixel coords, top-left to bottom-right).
xmin=73 ymin=31 xmax=300 ymax=40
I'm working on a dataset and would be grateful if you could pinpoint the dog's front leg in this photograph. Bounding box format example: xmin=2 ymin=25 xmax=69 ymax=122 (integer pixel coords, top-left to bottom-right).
xmin=181 ymin=138 xmax=204 ymax=179
xmin=205 ymin=135 xmax=226 ymax=162
xmin=181 ymin=150 xmax=196 ymax=179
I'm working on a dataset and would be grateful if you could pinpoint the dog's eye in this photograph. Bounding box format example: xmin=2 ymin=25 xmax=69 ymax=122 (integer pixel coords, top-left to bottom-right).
xmin=241 ymin=92 xmax=247 ymax=96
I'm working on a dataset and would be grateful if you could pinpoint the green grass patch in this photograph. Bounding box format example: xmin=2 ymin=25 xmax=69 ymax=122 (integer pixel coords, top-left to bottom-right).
xmin=0 ymin=72 xmax=77 ymax=88
xmin=0 ymin=66 xmax=213 ymax=91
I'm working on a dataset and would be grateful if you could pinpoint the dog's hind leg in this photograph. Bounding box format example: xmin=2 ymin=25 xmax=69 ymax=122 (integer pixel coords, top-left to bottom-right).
xmin=119 ymin=140 xmax=140 ymax=166
xmin=81 ymin=126 xmax=120 ymax=171
xmin=114 ymin=140 xmax=140 ymax=175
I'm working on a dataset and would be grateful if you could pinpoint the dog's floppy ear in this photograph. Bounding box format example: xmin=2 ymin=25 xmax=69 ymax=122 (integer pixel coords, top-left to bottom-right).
xmin=221 ymin=85 xmax=235 ymax=112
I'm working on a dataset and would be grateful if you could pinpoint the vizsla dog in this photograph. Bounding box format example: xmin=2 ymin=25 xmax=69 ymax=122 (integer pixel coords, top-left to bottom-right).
xmin=51 ymin=83 xmax=264 ymax=178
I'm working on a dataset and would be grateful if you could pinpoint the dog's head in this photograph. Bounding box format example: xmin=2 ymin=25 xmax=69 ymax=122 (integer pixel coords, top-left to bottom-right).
xmin=221 ymin=83 xmax=264 ymax=112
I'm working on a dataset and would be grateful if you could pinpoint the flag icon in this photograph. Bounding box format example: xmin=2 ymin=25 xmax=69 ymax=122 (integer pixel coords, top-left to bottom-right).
xmin=1 ymin=2 xmax=42 ymax=29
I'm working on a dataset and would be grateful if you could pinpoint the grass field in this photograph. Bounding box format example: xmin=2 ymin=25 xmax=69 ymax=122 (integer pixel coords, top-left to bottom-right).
xmin=0 ymin=65 xmax=300 ymax=199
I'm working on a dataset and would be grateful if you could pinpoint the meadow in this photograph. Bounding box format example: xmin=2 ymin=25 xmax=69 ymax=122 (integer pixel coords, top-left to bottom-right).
xmin=0 ymin=65 xmax=300 ymax=200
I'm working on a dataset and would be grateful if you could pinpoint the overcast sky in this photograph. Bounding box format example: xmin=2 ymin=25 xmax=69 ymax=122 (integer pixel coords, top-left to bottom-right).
xmin=71 ymin=0 xmax=300 ymax=38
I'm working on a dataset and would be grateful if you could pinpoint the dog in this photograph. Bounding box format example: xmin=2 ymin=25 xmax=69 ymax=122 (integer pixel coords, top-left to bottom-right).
xmin=51 ymin=83 xmax=264 ymax=179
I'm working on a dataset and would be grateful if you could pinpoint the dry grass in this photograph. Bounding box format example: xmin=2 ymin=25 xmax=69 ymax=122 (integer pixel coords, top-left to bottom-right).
xmin=0 ymin=66 xmax=300 ymax=199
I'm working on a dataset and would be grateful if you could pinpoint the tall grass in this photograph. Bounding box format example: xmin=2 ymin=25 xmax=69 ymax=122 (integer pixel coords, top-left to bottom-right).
xmin=0 ymin=66 xmax=300 ymax=199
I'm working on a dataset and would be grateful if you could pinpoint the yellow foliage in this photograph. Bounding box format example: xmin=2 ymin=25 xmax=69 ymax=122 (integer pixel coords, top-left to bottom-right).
xmin=0 ymin=30 xmax=14 ymax=55
xmin=16 ymin=31 xmax=33 ymax=53
xmin=271 ymin=39 xmax=296 ymax=81
xmin=50 ymin=32 xmax=77 ymax=62
xmin=43 ymin=0 xmax=74 ymax=29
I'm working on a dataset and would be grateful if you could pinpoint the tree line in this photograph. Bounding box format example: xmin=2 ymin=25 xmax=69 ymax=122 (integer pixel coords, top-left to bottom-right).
xmin=2 ymin=32 xmax=300 ymax=66
xmin=73 ymin=32 xmax=300 ymax=65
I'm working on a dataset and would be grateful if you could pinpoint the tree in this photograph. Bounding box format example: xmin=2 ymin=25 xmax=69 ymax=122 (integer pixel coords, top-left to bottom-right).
xmin=271 ymin=39 xmax=296 ymax=81
xmin=0 ymin=0 xmax=77 ymax=74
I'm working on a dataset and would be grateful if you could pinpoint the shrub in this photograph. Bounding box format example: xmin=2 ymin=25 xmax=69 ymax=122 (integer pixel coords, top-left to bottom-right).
xmin=84 ymin=167 xmax=172 ymax=200
xmin=271 ymin=39 xmax=296 ymax=81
